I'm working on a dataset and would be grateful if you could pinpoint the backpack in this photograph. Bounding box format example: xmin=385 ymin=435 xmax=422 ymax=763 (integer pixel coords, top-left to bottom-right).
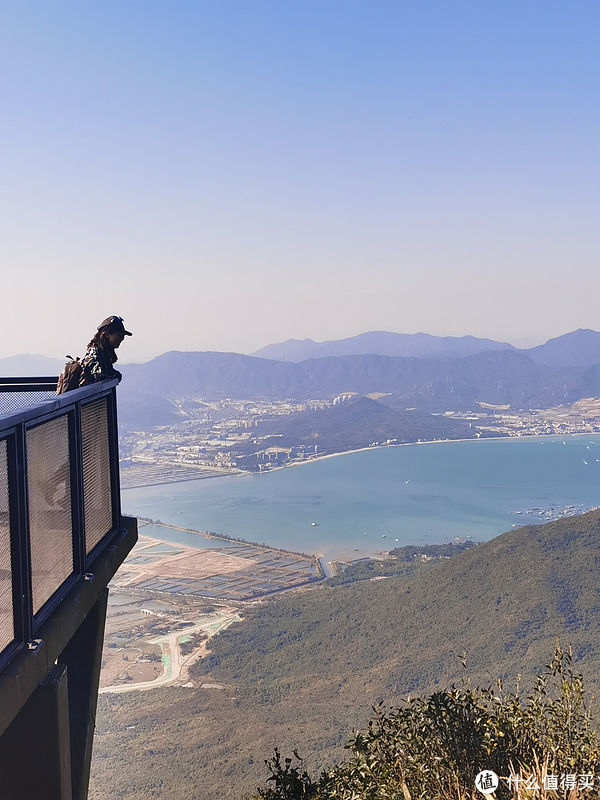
xmin=56 ymin=355 xmax=93 ymax=395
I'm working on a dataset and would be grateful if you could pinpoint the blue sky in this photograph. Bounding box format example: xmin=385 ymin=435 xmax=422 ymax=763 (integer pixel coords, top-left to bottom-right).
xmin=1 ymin=1 xmax=598 ymax=360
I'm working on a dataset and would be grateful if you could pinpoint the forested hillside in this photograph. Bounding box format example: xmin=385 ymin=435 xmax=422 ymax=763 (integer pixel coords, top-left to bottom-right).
xmin=90 ymin=511 xmax=600 ymax=800
xmin=192 ymin=510 xmax=600 ymax=700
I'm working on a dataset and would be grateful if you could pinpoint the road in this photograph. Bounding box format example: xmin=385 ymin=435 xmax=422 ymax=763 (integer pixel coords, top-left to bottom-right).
xmin=99 ymin=613 xmax=239 ymax=694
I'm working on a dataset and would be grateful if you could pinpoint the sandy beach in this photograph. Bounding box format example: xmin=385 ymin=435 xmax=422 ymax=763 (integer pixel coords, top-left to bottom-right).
xmin=266 ymin=433 xmax=515 ymax=472
xmin=121 ymin=431 xmax=598 ymax=489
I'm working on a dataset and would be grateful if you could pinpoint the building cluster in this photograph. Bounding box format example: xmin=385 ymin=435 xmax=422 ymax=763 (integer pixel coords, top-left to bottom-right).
xmin=119 ymin=395 xmax=600 ymax=481
xmin=444 ymin=399 xmax=600 ymax=437
xmin=119 ymin=397 xmax=328 ymax=474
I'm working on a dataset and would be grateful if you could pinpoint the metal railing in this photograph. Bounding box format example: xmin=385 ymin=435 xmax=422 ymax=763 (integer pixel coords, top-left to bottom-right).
xmin=0 ymin=378 xmax=122 ymax=671
xmin=0 ymin=377 xmax=58 ymax=416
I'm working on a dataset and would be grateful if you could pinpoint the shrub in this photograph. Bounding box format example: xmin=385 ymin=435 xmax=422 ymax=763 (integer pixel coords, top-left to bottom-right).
xmin=254 ymin=641 xmax=599 ymax=799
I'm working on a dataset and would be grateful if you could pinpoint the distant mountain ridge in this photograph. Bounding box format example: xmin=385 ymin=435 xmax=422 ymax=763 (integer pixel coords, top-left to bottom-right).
xmin=253 ymin=331 xmax=516 ymax=362
xmin=525 ymin=328 xmax=600 ymax=368
xmin=117 ymin=347 xmax=600 ymax=412
xmin=3 ymin=329 xmax=599 ymax=378
xmin=253 ymin=328 xmax=600 ymax=368
xmin=255 ymin=394 xmax=473 ymax=453
xmin=4 ymin=329 xmax=600 ymax=414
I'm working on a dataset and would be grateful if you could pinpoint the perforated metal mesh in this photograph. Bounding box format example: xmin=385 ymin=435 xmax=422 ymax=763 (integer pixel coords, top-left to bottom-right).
xmin=82 ymin=398 xmax=113 ymax=554
xmin=27 ymin=416 xmax=74 ymax=615
xmin=0 ymin=439 xmax=13 ymax=652
xmin=0 ymin=388 xmax=56 ymax=416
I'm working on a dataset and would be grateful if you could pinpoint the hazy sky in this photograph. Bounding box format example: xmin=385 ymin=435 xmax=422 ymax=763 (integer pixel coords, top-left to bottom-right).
xmin=2 ymin=1 xmax=598 ymax=361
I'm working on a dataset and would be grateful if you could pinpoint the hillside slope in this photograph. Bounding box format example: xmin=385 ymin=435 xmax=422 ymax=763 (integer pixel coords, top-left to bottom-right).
xmin=526 ymin=328 xmax=600 ymax=368
xmin=256 ymin=395 xmax=472 ymax=451
xmin=194 ymin=509 xmax=600 ymax=701
xmin=91 ymin=511 xmax=600 ymax=800
xmin=119 ymin=349 xmax=600 ymax=410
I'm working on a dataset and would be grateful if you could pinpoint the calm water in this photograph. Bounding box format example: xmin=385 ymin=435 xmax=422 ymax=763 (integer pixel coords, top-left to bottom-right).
xmin=122 ymin=436 xmax=600 ymax=561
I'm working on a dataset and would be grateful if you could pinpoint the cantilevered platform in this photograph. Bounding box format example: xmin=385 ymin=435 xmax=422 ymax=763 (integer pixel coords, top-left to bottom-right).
xmin=0 ymin=377 xmax=137 ymax=800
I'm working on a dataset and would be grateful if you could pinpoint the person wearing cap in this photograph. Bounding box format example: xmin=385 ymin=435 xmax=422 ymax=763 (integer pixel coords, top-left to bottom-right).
xmin=80 ymin=315 xmax=133 ymax=385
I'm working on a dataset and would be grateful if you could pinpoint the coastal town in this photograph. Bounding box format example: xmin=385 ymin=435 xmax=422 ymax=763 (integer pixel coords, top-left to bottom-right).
xmin=100 ymin=520 xmax=323 ymax=693
xmin=119 ymin=395 xmax=600 ymax=489
xmin=119 ymin=397 xmax=326 ymax=488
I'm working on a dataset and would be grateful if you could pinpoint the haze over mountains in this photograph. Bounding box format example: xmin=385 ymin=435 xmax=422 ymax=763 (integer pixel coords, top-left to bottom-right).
xmin=3 ymin=329 xmax=600 ymax=376
xmin=252 ymin=331 xmax=516 ymax=361
xmin=4 ymin=330 xmax=600 ymax=423
xmin=252 ymin=328 xmax=600 ymax=366
xmin=114 ymin=349 xmax=600 ymax=418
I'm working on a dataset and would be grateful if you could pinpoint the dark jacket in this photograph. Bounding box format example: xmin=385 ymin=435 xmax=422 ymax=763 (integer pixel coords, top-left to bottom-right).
xmin=80 ymin=345 xmax=122 ymax=384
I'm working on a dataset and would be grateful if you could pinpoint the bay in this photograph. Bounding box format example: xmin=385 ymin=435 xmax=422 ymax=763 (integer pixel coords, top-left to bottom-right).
xmin=121 ymin=435 xmax=600 ymax=561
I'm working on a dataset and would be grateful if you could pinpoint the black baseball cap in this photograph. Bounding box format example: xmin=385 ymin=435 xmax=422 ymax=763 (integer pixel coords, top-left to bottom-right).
xmin=97 ymin=315 xmax=133 ymax=336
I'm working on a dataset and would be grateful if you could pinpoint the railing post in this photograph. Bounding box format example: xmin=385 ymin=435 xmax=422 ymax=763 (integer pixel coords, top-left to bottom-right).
xmin=107 ymin=387 xmax=122 ymax=530
xmin=11 ymin=421 xmax=32 ymax=646
xmin=71 ymin=404 xmax=86 ymax=576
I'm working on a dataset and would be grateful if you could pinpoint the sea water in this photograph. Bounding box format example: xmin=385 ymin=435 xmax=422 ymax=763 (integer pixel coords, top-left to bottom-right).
xmin=122 ymin=435 xmax=600 ymax=561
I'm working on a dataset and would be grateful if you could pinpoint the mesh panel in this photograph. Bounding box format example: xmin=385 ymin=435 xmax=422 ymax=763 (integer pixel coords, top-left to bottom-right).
xmin=0 ymin=390 xmax=56 ymax=416
xmin=27 ymin=416 xmax=74 ymax=615
xmin=82 ymin=398 xmax=113 ymax=553
xmin=0 ymin=439 xmax=13 ymax=652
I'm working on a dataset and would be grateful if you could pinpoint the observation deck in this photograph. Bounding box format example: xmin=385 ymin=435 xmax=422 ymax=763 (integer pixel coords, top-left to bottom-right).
xmin=0 ymin=376 xmax=137 ymax=800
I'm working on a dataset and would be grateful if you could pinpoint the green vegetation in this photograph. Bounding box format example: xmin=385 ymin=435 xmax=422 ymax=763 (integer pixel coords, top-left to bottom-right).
xmin=191 ymin=510 xmax=600 ymax=704
xmin=257 ymin=395 xmax=474 ymax=454
xmin=388 ymin=540 xmax=478 ymax=560
xmin=254 ymin=643 xmax=599 ymax=799
xmin=180 ymin=632 xmax=207 ymax=657
xmin=90 ymin=511 xmax=600 ymax=800
xmin=327 ymin=558 xmax=425 ymax=586
xmin=330 ymin=541 xmax=479 ymax=586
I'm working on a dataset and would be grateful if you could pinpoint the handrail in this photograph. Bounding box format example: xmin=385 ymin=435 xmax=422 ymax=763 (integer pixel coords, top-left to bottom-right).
xmin=0 ymin=376 xmax=58 ymax=386
xmin=0 ymin=379 xmax=119 ymax=430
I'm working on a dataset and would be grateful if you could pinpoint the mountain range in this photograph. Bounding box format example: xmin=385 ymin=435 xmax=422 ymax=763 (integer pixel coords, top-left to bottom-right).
xmin=3 ymin=328 xmax=600 ymax=376
xmin=253 ymin=394 xmax=473 ymax=455
xmin=252 ymin=331 xmax=515 ymax=361
xmin=114 ymin=348 xmax=600 ymax=414
xmin=4 ymin=329 xmax=600 ymax=417
xmin=252 ymin=328 xmax=600 ymax=366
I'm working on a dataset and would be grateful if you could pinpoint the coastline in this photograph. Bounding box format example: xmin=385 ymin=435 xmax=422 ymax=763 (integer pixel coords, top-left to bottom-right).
xmin=121 ymin=431 xmax=600 ymax=489
xmin=137 ymin=519 xmax=393 ymax=577
xmin=263 ymin=430 xmax=597 ymax=473
xmin=123 ymin=434 xmax=600 ymax=565
xmin=137 ymin=518 xmax=321 ymax=563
